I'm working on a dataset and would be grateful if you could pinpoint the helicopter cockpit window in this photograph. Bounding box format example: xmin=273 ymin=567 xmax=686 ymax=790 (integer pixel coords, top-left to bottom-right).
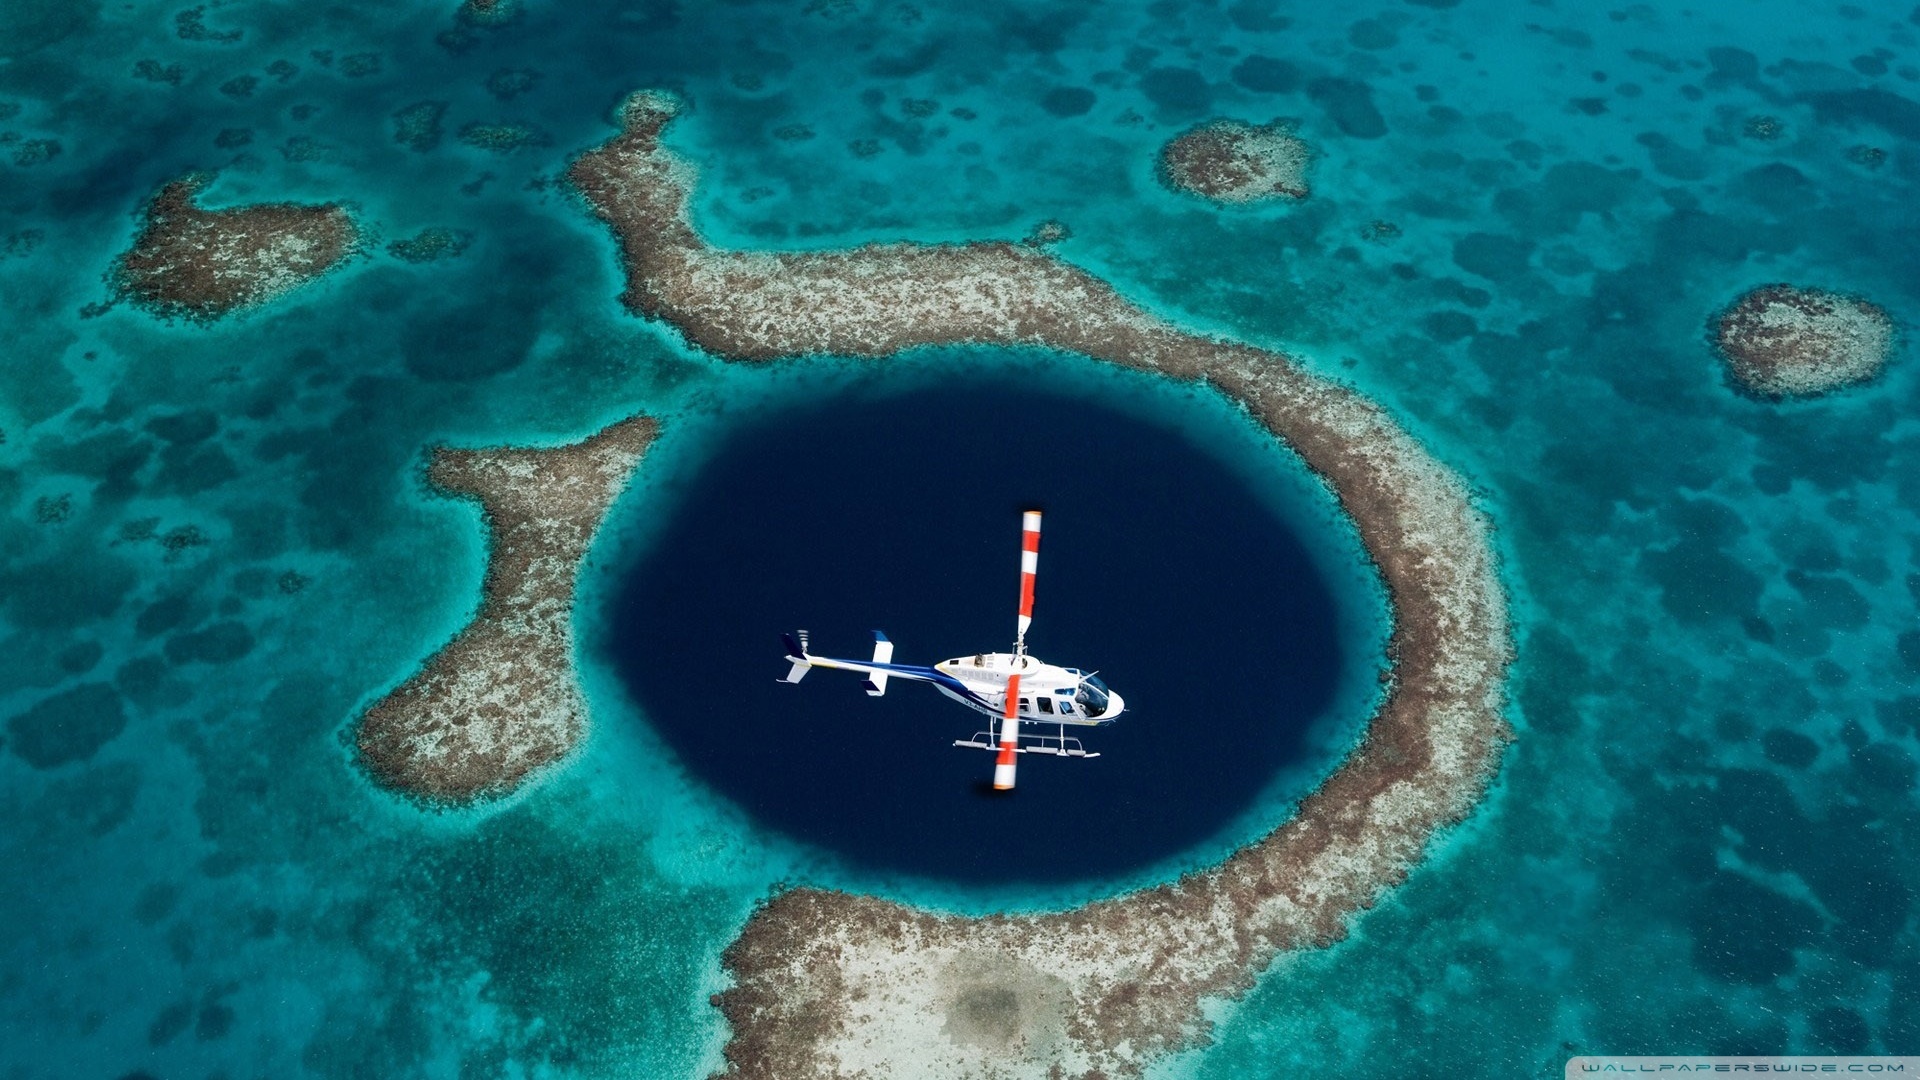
xmin=1036 ymin=696 xmax=1054 ymax=715
xmin=1074 ymin=676 xmax=1110 ymax=717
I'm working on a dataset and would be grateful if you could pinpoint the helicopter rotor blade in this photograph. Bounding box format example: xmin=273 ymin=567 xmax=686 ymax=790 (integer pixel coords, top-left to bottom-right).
xmin=993 ymin=672 xmax=1021 ymax=791
xmin=1015 ymin=510 xmax=1041 ymax=652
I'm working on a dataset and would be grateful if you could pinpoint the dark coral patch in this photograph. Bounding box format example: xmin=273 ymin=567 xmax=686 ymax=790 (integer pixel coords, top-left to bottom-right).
xmin=402 ymin=287 xmax=539 ymax=381
xmin=0 ymin=554 xmax=136 ymax=631
xmin=1305 ymin=77 xmax=1386 ymax=138
xmin=1761 ymin=728 xmax=1818 ymax=768
xmin=146 ymin=409 xmax=219 ymax=444
xmin=1809 ymin=1007 xmax=1872 ymax=1053
xmin=136 ymin=593 xmax=199 ymax=638
xmin=1784 ymin=571 xmax=1869 ymax=630
xmin=1348 ymin=17 xmax=1400 ymax=50
xmin=1732 ymin=163 xmax=1815 ymax=216
xmin=1231 ymin=55 xmax=1300 ymax=94
xmin=1635 ymin=132 xmax=1710 ymax=180
xmin=1897 ymin=629 xmax=1920 ymax=674
xmin=1689 ymin=872 xmax=1821 ymax=983
xmin=164 ymin=621 xmax=256 ymax=665
xmin=1040 ymin=86 xmax=1095 ymax=117
xmin=1639 ymin=540 xmax=1762 ymax=625
xmin=1451 ymin=232 xmax=1535 ymax=282
xmin=1801 ymin=88 xmax=1920 ymax=140
xmin=392 ymin=100 xmax=448 ymax=152
xmin=1140 ymin=67 xmax=1213 ymax=115
xmin=388 ymin=227 xmax=475 ymax=264
xmin=1852 ymin=742 xmax=1917 ymax=793
xmin=1422 ymin=311 xmax=1477 ymax=342
xmin=7 ymin=683 xmax=128 ymax=769
xmin=1705 ymin=46 xmax=1759 ymax=83
xmin=1225 ymin=1 xmax=1292 ymax=31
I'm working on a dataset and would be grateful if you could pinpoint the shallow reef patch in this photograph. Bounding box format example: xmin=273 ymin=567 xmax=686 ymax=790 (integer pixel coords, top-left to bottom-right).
xmin=1713 ymin=284 xmax=1895 ymax=399
xmin=353 ymin=416 xmax=659 ymax=805
xmin=1158 ymin=119 xmax=1311 ymax=204
xmin=111 ymin=174 xmax=359 ymax=323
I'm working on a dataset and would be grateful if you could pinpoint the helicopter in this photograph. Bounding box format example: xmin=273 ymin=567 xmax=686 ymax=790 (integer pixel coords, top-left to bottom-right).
xmin=778 ymin=509 xmax=1125 ymax=790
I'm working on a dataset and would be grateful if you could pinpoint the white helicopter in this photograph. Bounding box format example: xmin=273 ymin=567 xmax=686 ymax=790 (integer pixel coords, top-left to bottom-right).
xmin=779 ymin=510 xmax=1125 ymax=790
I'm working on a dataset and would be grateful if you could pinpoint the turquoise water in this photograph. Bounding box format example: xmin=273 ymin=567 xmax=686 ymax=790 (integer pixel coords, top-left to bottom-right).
xmin=2 ymin=0 xmax=1917 ymax=1076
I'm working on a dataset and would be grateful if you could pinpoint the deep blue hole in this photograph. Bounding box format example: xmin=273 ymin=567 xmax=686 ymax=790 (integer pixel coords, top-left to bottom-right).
xmin=602 ymin=373 xmax=1357 ymax=886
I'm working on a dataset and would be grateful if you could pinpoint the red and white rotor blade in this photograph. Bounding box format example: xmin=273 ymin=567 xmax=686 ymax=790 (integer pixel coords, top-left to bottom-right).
xmin=1016 ymin=510 xmax=1041 ymax=645
xmin=993 ymin=673 xmax=1021 ymax=790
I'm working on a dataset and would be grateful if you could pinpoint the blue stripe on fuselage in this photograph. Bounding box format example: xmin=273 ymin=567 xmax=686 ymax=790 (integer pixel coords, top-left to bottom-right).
xmin=808 ymin=656 xmax=993 ymax=708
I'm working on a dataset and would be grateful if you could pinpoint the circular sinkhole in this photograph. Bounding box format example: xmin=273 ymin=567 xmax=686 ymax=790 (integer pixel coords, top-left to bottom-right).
xmin=595 ymin=359 xmax=1379 ymax=889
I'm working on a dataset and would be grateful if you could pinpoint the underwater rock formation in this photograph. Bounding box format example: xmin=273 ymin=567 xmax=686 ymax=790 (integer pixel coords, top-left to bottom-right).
xmin=113 ymin=174 xmax=358 ymax=322
xmin=1714 ymin=284 xmax=1895 ymax=399
xmin=387 ymin=227 xmax=474 ymax=263
xmin=458 ymin=0 xmax=517 ymax=27
xmin=355 ymin=416 xmax=659 ymax=805
xmin=570 ymin=90 xmax=1512 ymax=1080
xmin=1157 ymin=118 xmax=1311 ymax=203
xmin=392 ymin=100 xmax=449 ymax=152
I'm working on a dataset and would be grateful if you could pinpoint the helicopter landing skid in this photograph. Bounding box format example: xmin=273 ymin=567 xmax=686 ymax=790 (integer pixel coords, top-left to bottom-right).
xmin=953 ymin=722 xmax=1100 ymax=758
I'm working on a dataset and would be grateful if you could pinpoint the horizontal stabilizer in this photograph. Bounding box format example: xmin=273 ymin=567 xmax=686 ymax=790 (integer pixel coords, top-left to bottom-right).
xmin=865 ymin=631 xmax=894 ymax=696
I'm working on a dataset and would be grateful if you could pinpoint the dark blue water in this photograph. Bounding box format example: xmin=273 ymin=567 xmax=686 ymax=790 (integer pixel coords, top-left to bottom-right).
xmin=603 ymin=376 xmax=1350 ymax=885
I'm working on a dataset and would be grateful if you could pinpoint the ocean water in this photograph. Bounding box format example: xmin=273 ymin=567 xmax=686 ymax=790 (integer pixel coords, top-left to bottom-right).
xmin=590 ymin=353 xmax=1379 ymax=903
xmin=0 ymin=0 xmax=1916 ymax=1077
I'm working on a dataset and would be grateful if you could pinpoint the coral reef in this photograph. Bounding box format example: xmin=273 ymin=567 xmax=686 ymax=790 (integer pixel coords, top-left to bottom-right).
xmin=458 ymin=0 xmax=518 ymax=27
xmin=387 ymin=227 xmax=474 ymax=263
xmin=1157 ymin=118 xmax=1311 ymax=204
xmin=458 ymin=121 xmax=549 ymax=153
xmin=1714 ymin=284 xmax=1895 ymax=399
xmin=569 ymin=91 xmax=1512 ymax=1079
xmin=392 ymin=100 xmax=448 ymax=152
xmin=355 ymin=416 xmax=659 ymax=805
xmin=112 ymin=174 xmax=358 ymax=322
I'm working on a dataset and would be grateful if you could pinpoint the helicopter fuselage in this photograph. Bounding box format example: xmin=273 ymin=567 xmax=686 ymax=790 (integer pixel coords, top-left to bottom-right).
xmin=930 ymin=652 xmax=1123 ymax=726
xmin=783 ymin=638 xmax=1124 ymax=726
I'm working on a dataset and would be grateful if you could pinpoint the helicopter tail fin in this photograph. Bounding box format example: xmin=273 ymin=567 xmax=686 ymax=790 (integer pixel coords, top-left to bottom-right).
xmin=780 ymin=631 xmax=811 ymax=683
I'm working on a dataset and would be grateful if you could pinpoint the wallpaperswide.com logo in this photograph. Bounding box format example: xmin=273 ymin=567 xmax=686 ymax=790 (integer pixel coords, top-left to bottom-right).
xmin=1569 ymin=1058 xmax=1918 ymax=1075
